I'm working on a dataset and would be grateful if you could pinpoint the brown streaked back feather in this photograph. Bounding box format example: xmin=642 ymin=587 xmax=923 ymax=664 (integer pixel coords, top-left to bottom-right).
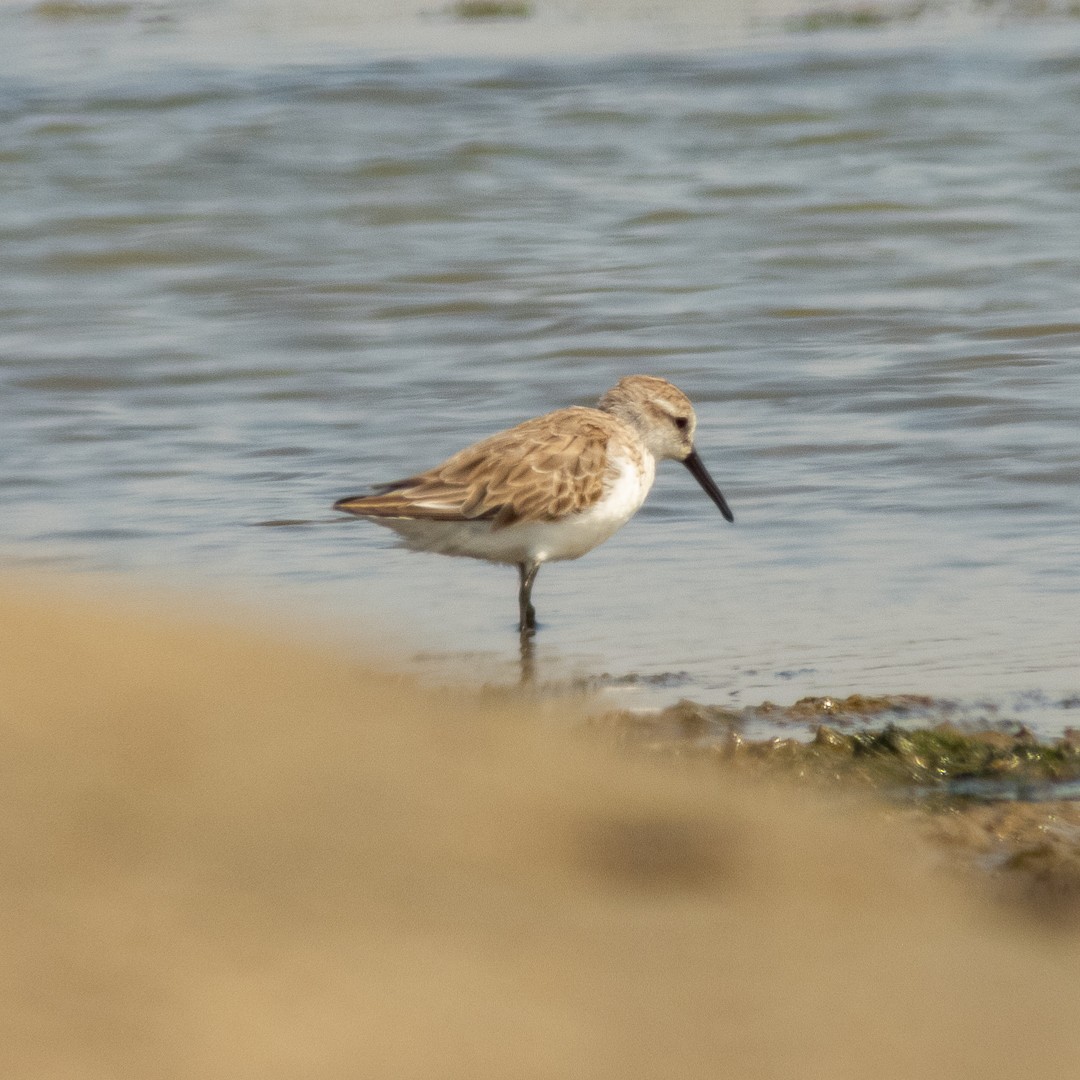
xmin=333 ymin=407 xmax=623 ymax=528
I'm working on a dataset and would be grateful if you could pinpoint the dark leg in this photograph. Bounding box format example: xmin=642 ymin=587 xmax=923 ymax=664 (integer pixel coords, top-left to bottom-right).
xmin=517 ymin=561 xmax=539 ymax=635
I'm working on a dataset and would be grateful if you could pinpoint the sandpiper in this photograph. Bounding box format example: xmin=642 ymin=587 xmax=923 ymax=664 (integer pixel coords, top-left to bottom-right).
xmin=334 ymin=375 xmax=734 ymax=635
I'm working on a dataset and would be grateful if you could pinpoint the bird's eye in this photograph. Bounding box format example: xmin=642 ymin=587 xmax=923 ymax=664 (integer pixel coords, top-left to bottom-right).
xmin=674 ymin=416 xmax=689 ymax=431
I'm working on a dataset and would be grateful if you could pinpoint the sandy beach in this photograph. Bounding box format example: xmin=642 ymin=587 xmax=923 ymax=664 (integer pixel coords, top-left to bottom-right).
xmin=3 ymin=574 xmax=1080 ymax=1079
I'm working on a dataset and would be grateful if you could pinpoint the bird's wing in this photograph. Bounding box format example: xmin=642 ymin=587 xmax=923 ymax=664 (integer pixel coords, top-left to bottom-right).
xmin=334 ymin=408 xmax=615 ymax=528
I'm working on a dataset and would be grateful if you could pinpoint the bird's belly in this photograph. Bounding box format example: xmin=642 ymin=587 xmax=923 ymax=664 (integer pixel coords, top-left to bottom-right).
xmin=374 ymin=512 xmax=625 ymax=565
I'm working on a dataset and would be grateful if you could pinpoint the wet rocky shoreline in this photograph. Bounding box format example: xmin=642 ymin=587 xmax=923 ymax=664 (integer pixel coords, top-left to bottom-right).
xmin=586 ymin=694 xmax=1080 ymax=924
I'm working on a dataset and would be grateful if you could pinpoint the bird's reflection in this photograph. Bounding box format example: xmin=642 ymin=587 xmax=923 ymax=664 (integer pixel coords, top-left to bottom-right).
xmin=518 ymin=629 xmax=536 ymax=687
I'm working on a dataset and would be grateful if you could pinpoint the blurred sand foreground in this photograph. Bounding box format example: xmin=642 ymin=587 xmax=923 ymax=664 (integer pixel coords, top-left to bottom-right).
xmin=2 ymin=577 xmax=1079 ymax=1080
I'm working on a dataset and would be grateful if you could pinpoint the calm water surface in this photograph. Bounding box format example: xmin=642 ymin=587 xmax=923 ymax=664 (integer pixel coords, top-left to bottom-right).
xmin=2 ymin=7 xmax=1079 ymax=728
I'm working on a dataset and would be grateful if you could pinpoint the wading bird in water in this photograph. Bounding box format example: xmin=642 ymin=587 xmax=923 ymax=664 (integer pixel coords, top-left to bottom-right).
xmin=334 ymin=375 xmax=734 ymax=636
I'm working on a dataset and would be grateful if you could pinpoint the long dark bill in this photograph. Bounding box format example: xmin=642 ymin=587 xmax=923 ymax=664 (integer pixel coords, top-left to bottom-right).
xmin=682 ymin=449 xmax=734 ymax=523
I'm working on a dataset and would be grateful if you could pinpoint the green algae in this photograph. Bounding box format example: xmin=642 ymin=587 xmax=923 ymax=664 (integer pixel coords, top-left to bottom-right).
xmin=588 ymin=695 xmax=1080 ymax=794
xmin=786 ymin=4 xmax=928 ymax=31
xmin=802 ymin=723 xmax=1080 ymax=787
xmin=31 ymin=0 xmax=132 ymax=17
xmin=447 ymin=0 xmax=532 ymax=19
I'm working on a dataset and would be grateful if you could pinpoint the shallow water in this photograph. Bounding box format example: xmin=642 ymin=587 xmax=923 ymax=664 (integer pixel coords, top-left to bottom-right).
xmin=2 ymin=3 xmax=1079 ymax=727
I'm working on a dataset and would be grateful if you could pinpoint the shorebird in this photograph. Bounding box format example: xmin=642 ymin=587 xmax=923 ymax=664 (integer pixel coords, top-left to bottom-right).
xmin=334 ymin=375 xmax=734 ymax=635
